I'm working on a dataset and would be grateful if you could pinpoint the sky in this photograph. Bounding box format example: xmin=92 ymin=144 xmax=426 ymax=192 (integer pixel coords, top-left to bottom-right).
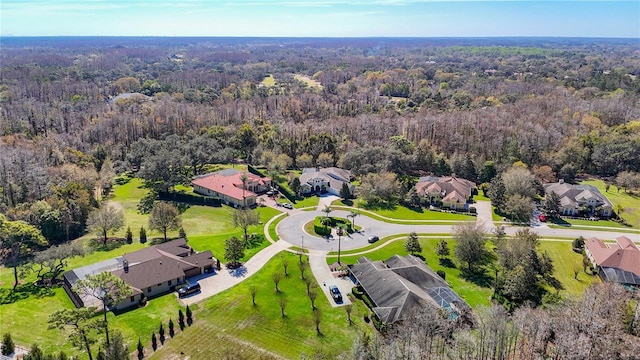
xmin=1 ymin=0 xmax=639 ymax=38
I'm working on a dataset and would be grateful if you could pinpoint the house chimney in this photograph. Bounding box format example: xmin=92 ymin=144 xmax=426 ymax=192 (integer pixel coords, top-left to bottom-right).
xmin=123 ymin=259 xmax=129 ymax=273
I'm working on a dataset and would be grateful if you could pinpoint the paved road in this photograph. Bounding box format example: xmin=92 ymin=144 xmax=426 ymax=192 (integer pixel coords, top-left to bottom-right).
xmin=179 ymin=199 xmax=637 ymax=307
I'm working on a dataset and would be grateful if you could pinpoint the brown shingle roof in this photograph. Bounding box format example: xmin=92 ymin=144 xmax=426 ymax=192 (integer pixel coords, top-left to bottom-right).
xmin=415 ymin=176 xmax=475 ymax=199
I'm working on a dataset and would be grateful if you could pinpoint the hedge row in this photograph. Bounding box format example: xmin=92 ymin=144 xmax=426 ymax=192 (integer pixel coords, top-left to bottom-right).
xmin=248 ymin=164 xmax=297 ymax=203
xmin=158 ymin=191 xmax=221 ymax=207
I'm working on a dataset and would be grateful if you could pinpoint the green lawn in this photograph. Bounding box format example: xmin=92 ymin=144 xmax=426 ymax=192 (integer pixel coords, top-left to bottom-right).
xmin=538 ymin=241 xmax=596 ymax=296
xmin=549 ymin=216 xmax=636 ymax=230
xmin=327 ymin=234 xmax=452 ymax=256
xmin=328 ymin=238 xmax=493 ymax=308
xmin=151 ymin=252 xmax=371 ymax=359
xmin=331 ymin=203 xmax=475 ymax=224
xmin=581 ymin=179 xmax=640 ymax=228
xmin=0 ymin=179 xmax=281 ymax=354
xmin=0 ymin=287 xmax=77 ymax=355
xmin=293 ymin=196 xmax=319 ymax=209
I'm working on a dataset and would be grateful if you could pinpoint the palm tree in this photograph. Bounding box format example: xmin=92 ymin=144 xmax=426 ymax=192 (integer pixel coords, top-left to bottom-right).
xmin=322 ymin=204 xmax=332 ymax=219
xmin=347 ymin=209 xmax=360 ymax=232
xmin=321 ymin=205 xmax=332 ymax=233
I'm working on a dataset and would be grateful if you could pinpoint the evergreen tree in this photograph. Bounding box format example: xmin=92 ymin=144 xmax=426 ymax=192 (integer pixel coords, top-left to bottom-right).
xmin=2 ymin=333 xmax=15 ymax=356
xmin=158 ymin=323 xmax=165 ymax=344
xmin=435 ymin=239 xmax=450 ymax=259
xmin=178 ymin=309 xmax=185 ymax=330
xmin=405 ymin=232 xmax=422 ymax=255
xmin=339 ymin=182 xmax=352 ymax=200
xmin=151 ymin=333 xmax=157 ymax=351
xmin=168 ymin=318 xmax=175 ymax=338
xmin=137 ymin=338 xmax=144 ymax=360
xmin=125 ymin=226 xmax=133 ymax=244
xmin=139 ymin=226 xmax=147 ymax=244
xmin=25 ymin=343 xmax=44 ymax=360
xmin=178 ymin=227 xmax=187 ymax=239
xmin=487 ymin=176 xmax=506 ymax=211
xmin=186 ymin=305 xmax=193 ymax=325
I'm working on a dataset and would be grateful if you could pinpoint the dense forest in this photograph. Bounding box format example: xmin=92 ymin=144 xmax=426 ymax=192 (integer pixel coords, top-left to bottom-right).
xmin=1 ymin=37 xmax=640 ymax=359
xmin=1 ymin=36 xmax=639 ymax=238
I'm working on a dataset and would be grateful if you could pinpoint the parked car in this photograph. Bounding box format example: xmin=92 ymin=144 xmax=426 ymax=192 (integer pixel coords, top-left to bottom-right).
xmin=178 ymin=281 xmax=201 ymax=297
xmin=282 ymin=203 xmax=293 ymax=209
xmin=367 ymin=235 xmax=380 ymax=243
xmin=538 ymin=214 xmax=547 ymax=222
xmin=329 ymin=285 xmax=342 ymax=303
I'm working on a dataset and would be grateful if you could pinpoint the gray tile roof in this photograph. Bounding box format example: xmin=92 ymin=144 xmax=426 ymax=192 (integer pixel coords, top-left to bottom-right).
xmin=349 ymin=255 xmax=468 ymax=323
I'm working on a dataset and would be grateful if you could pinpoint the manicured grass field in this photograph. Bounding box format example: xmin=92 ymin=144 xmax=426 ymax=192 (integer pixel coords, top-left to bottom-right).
xmin=549 ymin=216 xmax=636 ymax=230
xmin=327 ymin=238 xmax=493 ymax=308
xmin=327 ymin=234 xmax=452 ymax=256
xmin=538 ymin=241 xmax=596 ymax=296
xmin=293 ymin=196 xmax=319 ymax=209
xmin=580 ymin=179 xmax=640 ymax=228
xmin=0 ymin=178 xmax=281 ymax=354
xmin=151 ymin=252 xmax=371 ymax=359
xmin=331 ymin=203 xmax=475 ymax=224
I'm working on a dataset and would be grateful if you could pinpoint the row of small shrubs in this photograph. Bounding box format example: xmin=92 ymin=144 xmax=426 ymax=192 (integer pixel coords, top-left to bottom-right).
xmin=138 ymin=306 xmax=193 ymax=359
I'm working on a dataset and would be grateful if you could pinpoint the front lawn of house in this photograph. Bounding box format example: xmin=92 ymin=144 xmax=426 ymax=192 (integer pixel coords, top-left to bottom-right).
xmin=151 ymin=252 xmax=371 ymax=359
xmin=331 ymin=201 xmax=475 ymax=224
xmin=580 ymin=179 xmax=640 ymax=228
xmin=327 ymin=237 xmax=493 ymax=308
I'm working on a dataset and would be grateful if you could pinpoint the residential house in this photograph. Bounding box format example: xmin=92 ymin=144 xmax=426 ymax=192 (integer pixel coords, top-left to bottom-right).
xmin=63 ymin=239 xmax=216 ymax=311
xmin=584 ymin=236 xmax=640 ymax=286
xmin=349 ymin=255 xmax=469 ymax=324
xmin=415 ymin=176 xmax=476 ymax=210
xmin=299 ymin=167 xmax=353 ymax=196
xmin=543 ymin=180 xmax=613 ymax=218
xmin=192 ymin=168 xmax=271 ymax=208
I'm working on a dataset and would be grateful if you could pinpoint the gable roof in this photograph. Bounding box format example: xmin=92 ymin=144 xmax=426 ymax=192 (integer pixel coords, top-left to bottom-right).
xmin=544 ymin=182 xmax=613 ymax=209
xmin=300 ymin=167 xmax=351 ymax=184
xmin=65 ymin=239 xmax=215 ymax=307
xmin=349 ymin=255 xmax=467 ymax=323
xmin=192 ymin=169 xmax=270 ymax=201
xmin=585 ymin=236 xmax=640 ymax=284
xmin=415 ymin=176 xmax=476 ymax=199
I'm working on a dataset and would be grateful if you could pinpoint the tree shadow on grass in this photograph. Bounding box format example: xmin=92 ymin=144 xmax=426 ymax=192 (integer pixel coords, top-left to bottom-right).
xmin=0 ymin=282 xmax=56 ymax=305
xmin=545 ymin=275 xmax=565 ymax=291
xmin=460 ymin=268 xmax=493 ymax=288
xmin=438 ymin=258 xmax=457 ymax=268
xmin=550 ymin=218 xmax=571 ymax=227
xmin=90 ymin=237 xmax=127 ymax=252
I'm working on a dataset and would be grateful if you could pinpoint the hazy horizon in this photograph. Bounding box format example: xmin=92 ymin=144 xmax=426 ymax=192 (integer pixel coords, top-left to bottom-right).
xmin=2 ymin=1 xmax=638 ymax=38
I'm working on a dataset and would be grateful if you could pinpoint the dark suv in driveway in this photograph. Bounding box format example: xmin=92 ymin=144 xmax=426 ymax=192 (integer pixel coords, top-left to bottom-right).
xmin=178 ymin=282 xmax=201 ymax=297
xmin=329 ymin=285 xmax=343 ymax=303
